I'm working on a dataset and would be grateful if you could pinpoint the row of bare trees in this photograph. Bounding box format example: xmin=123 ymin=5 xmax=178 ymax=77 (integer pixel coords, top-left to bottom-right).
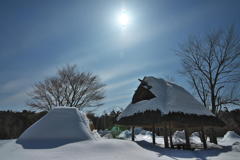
xmin=178 ymin=26 xmax=240 ymax=114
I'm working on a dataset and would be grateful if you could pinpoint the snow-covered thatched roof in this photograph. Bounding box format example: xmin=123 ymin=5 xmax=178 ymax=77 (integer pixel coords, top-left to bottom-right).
xmin=118 ymin=76 xmax=214 ymax=120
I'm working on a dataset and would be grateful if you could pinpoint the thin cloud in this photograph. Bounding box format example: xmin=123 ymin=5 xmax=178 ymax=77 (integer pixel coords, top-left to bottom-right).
xmin=0 ymin=78 xmax=31 ymax=94
xmin=105 ymin=78 xmax=136 ymax=91
xmin=104 ymin=94 xmax=131 ymax=104
xmin=0 ymin=87 xmax=31 ymax=106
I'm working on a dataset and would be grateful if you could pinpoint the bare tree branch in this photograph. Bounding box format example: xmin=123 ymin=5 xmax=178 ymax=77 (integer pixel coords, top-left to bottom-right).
xmin=178 ymin=26 xmax=240 ymax=114
xmin=27 ymin=65 xmax=105 ymax=111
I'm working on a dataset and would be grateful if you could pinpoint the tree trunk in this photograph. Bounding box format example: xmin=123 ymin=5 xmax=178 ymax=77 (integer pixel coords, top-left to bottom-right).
xmin=164 ymin=123 xmax=169 ymax=148
xmin=200 ymin=126 xmax=207 ymax=149
xmin=211 ymin=87 xmax=217 ymax=114
xmin=131 ymin=126 xmax=135 ymax=141
xmin=184 ymin=127 xmax=190 ymax=149
xmin=152 ymin=123 xmax=156 ymax=144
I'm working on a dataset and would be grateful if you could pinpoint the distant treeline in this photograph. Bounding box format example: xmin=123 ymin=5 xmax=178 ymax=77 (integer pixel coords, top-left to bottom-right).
xmin=0 ymin=110 xmax=121 ymax=139
xmin=1 ymin=109 xmax=239 ymax=139
xmin=87 ymin=110 xmax=122 ymax=130
xmin=0 ymin=110 xmax=47 ymax=139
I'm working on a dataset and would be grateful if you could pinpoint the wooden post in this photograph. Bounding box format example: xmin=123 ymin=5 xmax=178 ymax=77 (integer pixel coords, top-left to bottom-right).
xmin=169 ymin=122 xmax=174 ymax=148
xmin=157 ymin=128 xmax=160 ymax=136
xmin=210 ymin=128 xmax=218 ymax=144
xmin=164 ymin=123 xmax=169 ymax=148
xmin=184 ymin=127 xmax=190 ymax=149
xmin=200 ymin=126 xmax=207 ymax=149
xmin=131 ymin=126 xmax=135 ymax=141
xmin=152 ymin=123 xmax=156 ymax=144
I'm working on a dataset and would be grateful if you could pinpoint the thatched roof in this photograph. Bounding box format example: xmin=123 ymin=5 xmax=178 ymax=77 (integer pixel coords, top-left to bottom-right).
xmin=117 ymin=76 xmax=224 ymax=128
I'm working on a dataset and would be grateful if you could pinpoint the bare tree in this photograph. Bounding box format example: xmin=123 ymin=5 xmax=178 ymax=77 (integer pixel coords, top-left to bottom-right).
xmin=27 ymin=65 xmax=105 ymax=111
xmin=178 ymin=26 xmax=240 ymax=114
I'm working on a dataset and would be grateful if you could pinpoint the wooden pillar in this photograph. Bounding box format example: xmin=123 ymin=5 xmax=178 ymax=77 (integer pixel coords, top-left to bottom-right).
xmin=131 ymin=126 xmax=135 ymax=141
xmin=209 ymin=128 xmax=218 ymax=144
xmin=168 ymin=122 xmax=174 ymax=148
xmin=164 ymin=123 xmax=169 ymax=148
xmin=157 ymin=128 xmax=160 ymax=136
xmin=152 ymin=123 xmax=156 ymax=144
xmin=200 ymin=126 xmax=207 ymax=149
xmin=184 ymin=127 xmax=190 ymax=149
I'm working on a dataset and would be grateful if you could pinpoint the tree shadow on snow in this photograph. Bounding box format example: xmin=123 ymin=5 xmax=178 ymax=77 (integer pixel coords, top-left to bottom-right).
xmin=136 ymin=140 xmax=232 ymax=160
xmin=16 ymin=139 xmax=80 ymax=149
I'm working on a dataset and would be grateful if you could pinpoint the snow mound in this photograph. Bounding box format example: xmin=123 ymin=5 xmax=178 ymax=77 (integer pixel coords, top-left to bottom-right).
xmin=17 ymin=107 xmax=95 ymax=145
xmin=232 ymin=142 xmax=240 ymax=152
xmin=173 ymin=130 xmax=186 ymax=144
xmin=190 ymin=132 xmax=202 ymax=144
xmin=92 ymin=130 xmax=101 ymax=139
xmin=118 ymin=130 xmax=132 ymax=139
xmin=173 ymin=131 xmax=202 ymax=145
xmin=118 ymin=76 xmax=214 ymax=119
xmin=103 ymin=133 xmax=113 ymax=139
xmin=219 ymin=131 xmax=240 ymax=146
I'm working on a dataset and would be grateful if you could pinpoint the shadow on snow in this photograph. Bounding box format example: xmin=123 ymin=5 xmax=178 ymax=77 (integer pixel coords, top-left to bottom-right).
xmin=16 ymin=139 xmax=81 ymax=149
xmin=136 ymin=140 xmax=232 ymax=160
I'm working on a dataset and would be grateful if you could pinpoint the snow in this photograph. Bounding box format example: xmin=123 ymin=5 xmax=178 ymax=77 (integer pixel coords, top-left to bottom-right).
xmin=118 ymin=76 xmax=214 ymax=119
xmin=17 ymin=107 xmax=96 ymax=148
xmin=232 ymin=142 xmax=240 ymax=152
xmin=1 ymin=138 xmax=239 ymax=160
xmin=0 ymin=108 xmax=239 ymax=159
xmin=172 ymin=131 xmax=202 ymax=145
xmin=118 ymin=130 xmax=132 ymax=139
xmin=219 ymin=131 xmax=240 ymax=146
xmin=1 ymin=129 xmax=240 ymax=160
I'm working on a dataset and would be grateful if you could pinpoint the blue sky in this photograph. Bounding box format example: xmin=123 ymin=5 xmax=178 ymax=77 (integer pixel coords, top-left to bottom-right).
xmin=0 ymin=0 xmax=240 ymax=113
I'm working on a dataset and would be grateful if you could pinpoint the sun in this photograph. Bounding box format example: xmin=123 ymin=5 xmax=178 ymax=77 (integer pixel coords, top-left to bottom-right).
xmin=118 ymin=9 xmax=129 ymax=27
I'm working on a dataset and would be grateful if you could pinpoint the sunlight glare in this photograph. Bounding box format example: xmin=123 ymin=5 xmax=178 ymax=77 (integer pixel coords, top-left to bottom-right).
xmin=118 ymin=9 xmax=129 ymax=27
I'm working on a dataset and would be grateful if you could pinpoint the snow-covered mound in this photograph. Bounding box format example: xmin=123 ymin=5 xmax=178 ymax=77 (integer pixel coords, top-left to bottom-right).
xmin=232 ymin=142 xmax=240 ymax=152
xmin=172 ymin=131 xmax=202 ymax=145
xmin=118 ymin=130 xmax=132 ymax=139
xmin=173 ymin=130 xmax=186 ymax=144
xmin=17 ymin=107 xmax=95 ymax=145
xmin=190 ymin=132 xmax=202 ymax=144
xmin=118 ymin=76 xmax=214 ymax=119
xmin=219 ymin=131 xmax=240 ymax=146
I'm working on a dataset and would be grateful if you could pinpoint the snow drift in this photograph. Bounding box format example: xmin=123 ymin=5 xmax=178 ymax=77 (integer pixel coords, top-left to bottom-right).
xmin=17 ymin=107 xmax=95 ymax=148
xmin=219 ymin=131 xmax=240 ymax=146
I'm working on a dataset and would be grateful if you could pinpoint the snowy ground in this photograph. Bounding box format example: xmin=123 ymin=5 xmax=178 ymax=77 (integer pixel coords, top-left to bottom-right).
xmin=1 ymin=130 xmax=240 ymax=160
xmin=1 ymin=108 xmax=238 ymax=160
xmin=0 ymin=138 xmax=239 ymax=160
